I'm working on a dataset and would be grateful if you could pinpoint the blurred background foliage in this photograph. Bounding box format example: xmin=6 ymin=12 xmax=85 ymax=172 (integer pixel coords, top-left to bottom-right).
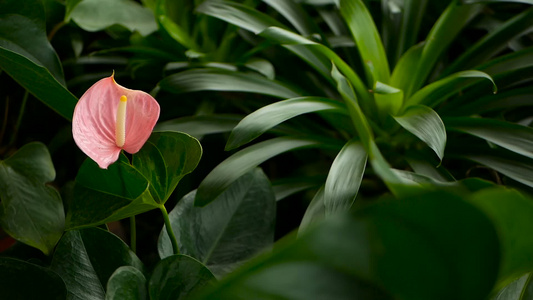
xmin=1 ymin=0 xmax=533 ymax=299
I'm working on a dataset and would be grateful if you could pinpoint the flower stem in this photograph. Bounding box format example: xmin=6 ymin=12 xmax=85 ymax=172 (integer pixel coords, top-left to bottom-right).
xmin=130 ymin=216 xmax=137 ymax=253
xmin=159 ymin=204 xmax=179 ymax=255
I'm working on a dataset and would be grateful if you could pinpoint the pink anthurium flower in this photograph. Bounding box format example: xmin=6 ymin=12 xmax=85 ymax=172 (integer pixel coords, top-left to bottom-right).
xmin=72 ymin=74 xmax=160 ymax=169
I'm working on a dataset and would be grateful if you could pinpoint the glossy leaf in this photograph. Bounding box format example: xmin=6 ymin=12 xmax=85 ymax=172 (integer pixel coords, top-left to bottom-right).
xmin=226 ymin=97 xmax=346 ymax=150
xmin=468 ymin=188 xmax=533 ymax=287
xmin=463 ymin=153 xmax=533 ymax=188
xmin=70 ymin=0 xmax=158 ymax=36
xmin=374 ymin=81 xmax=403 ymax=120
xmin=155 ymin=115 xmax=242 ymax=139
xmin=195 ymin=136 xmax=342 ymax=206
xmin=339 ymin=0 xmax=390 ymax=83
xmin=492 ymin=273 xmax=533 ymax=300
xmin=0 ymin=0 xmax=77 ymax=120
xmin=405 ymin=2 xmax=482 ymax=97
xmin=394 ymin=105 xmax=446 ymax=161
xmin=446 ymin=117 xmax=533 ymax=159
xmin=0 ymin=143 xmax=64 ymax=255
xmin=263 ymin=0 xmax=320 ymax=36
xmin=463 ymin=0 xmax=533 ymax=4
xmin=390 ymin=42 xmax=424 ymax=93
xmin=106 ymin=266 xmax=147 ymax=300
xmin=51 ymin=228 xmax=145 ymax=300
xmin=443 ymin=7 xmax=533 ymax=75
xmin=0 ymin=258 xmax=67 ymax=299
xmin=195 ymin=191 xmax=500 ymax=300
xmin=477 ymin=47 xmax=533 ymax=76
xmin=404 ymin=70 xmax=497 ymax=109
xmin=149 ymin=255 xmax=215 ymax=300
xmin=133 ymin=131 xmax=202 ymax=203
xmin=159 ymin=169 xmax=276 ymax=277
xmin=159 ymin=68 xmax=301 ymax=99
xmin=67 ymin=155 xmax=158 ymax=229
xmin=324 ymin=140 xmax=367 ymax=216
xmin=299 ymin=186 xmax=326 ymax=234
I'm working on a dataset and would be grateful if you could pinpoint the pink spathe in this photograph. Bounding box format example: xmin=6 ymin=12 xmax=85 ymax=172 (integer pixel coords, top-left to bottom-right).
xmin=72 ymin=74 xmax=160 ymax=169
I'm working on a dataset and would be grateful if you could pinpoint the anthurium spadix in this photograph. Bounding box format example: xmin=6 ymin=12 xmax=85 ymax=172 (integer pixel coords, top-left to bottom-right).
xmin=72 ymin=74 xmax=160 ymax=169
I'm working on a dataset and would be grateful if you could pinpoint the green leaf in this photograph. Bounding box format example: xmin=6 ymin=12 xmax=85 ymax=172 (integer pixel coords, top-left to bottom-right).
xmin=51 ymin=228 xmax=145 ymax=300
xmin=446 ymin=117 xmax=533 ymax=160
xmin=443 ymin=7 xmax=533 ymax=75
xmin=263 ymin=0 xmax=321 ymax=36
xmin=477 ymin=47 xmax=533 ymax=76
xmin=155 ymin=115 xmax=242 ymax=139
xmin=259 ymin=26 xmax=372 ymax=111
xmin=65 ymin=0 xmax=83 ymax=21
xmin=226 ymin=97 xmax=346 ymax=150
xmin=195 ymin=191 xmax=500 ymax=300
xmin=405 ymin=2 xmax=482 ymax=97
xmin=149 ymin=255 xmax=215 ymax=300
xmin=468 ymin=188 xmax=533 ymax=288
xmin=462 ymin=0 xmax=533 ymax=4
xmin=133 ymin=131 xmax=202 ymax=204
xmin=299 ymin=186 xmax=326 ymax=234
xmin=0 ymin=1 xmax=77 ymax=120
xmin=195 ymin=136 xmax=342 ymax=207
xmin=70 ymin=0 xmax=158 ymax=36
xmin=324 ymin=140 xmax=367 ymax=216
xmin=159 ymin=68 xmax=302 ymax=99
xmin=196 ymin=0 xmax=286 ymax=34
xmin=404 ymin=70 xmax=497 ymax=109
xmin=390 ymin=42 xmax=424 ymax=93
xmin=159 ymin=168 xmax=276 ymax=277
xmin=0 ymin=143 xmax=64 ymax=255
xmin=272 ymin=175 xmax=325 ymax=201
xmin=393 ymin=105 xmax=447 ymax=161
xmin=339 ymin=0 xmax=390 ymax=83
xmin=373 ymin=81 xmax=404 ymax=121
xmin=156 ymin=0 xmax=199 ymax=50
xmin=0 ymin=257 xmax=67 ymax=299
xmin=492 ymin=273 xmax=533 ymax=300
xmin=446 ymin=86 xmax=533 ymax=116
xmin=463 ymin=153 xmax=533 ymax=188
xmin=106 ymin=266 xmax=147 ymax=300
xmin=67 ymin=155 xmax=158 ymax=229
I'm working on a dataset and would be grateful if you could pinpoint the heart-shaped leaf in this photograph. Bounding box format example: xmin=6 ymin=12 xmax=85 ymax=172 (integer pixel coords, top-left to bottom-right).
xmin=51 ymin=228 xmax=145 ymax=300
xmin=106 ymin=266 xmax=147 ymax=300
xmin=133 ymin=131 xmax=202 ymax=204
xmin=149 ymin=254 xmax=215 ymax=300
xmin=159 ymin=168 xmax=276 ymax=277
xmin=0 ymin=143 xmax=64 ymax=255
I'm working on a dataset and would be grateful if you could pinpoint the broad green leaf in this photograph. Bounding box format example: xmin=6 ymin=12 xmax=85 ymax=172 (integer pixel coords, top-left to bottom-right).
xmin=468 ymin=188 xmax=533 ymax=288
xmin=159 ymin=169 xmax=276 ymax=277
xmin=70 ymin=0 xmax=158 ymax=36
xmin=0 ymin=143 xmax=64 ymax=255
xmin=394 ymin=105 xmax=446 ymax=161
xmin=155 ymin=115 xmax=241 ymax=139
xmin=159 ymin=68 xmax=302 ymax=99
xmin=405 ymin=152 xmax=455 ymax=182
xmin=492 ymin=273 xmax=533 ymax=300
xmin=443 ymin=7 xmax=533 ymax=75
xmin=463 ymin=153 xmax=533 ymax=188
xmin=195 ymin=191 xmax=499 ymax=300
xmin=404 ymin=70 xmax=497 ymax=109
xmin=477 ymin=47 xmax=533 ymax=76
xmin=106 ymin=266 xmax=147 ymax=300
xmin=445 ymin=117 xmax=533 ymax=159
xmin=259 ymin=26 xmax=372 ymax=111
xmin=0 ymin=0 xmax=64 ymax=83
xmin=195 ymin=136 xmax=342 ymax=206
xmin=339 ymin=0 xmax=390 ymax=83
xmin=51 ymin=228 xmax=145 ymax=300
xmin=262 ymin=0 xmax=321 ymax=36
xmin=405 ymin=2 xmax=482 ymax=97
xmin=226 ymin=97 xmax=346 ymax=150
xmin=65 ymin=0 xmax=84 ymax=21
xmin=272 ymin=175 xmax=325 ymax=201
xmin=299 ymin=186 xmax=326 ymax=234
xmin=133 ymin=131 xmax=202 ymax=203
xmin=373 ymin=81 xmax=403 ymax=121
xmin=324 ymin=140 xmax=367 ymax=216
xmin=67 ymin=155 xmax=158 ymax=229
xmin=149 ymin=255 xmax=215 ymax=300
xmin=0 ymin=0 xmax=77 ymax=120
xmin=196 ymin=0 xmax=286 ymax=34
xmin=0 ymin=258 xmax=67 ymax=299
